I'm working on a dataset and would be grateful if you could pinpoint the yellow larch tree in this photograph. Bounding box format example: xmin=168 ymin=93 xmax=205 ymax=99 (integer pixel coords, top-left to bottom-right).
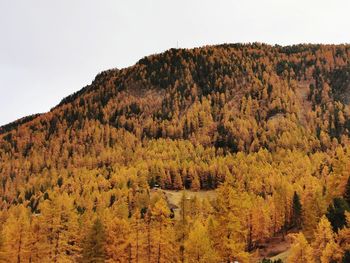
xmin=150 ymin=198 xmax=177 ymax=263
xmin=38 ymin=192 xmax=81 ymax=263
xmin=104 ymin=216 xmax=132 ymax=262
xmin=251 ymin=196 xmax=272 ymax=246
xmin=287 ymin=232 xmax=314 ymax=263
xmin=320 ymin=240 xmax=343 ymax=263
xmin=0 ymin=205 xmax=31 ymax=263
xmin=311 ymin=216 xmax=335 ymax=261
xmin=337 ymin=211 xmax=350 ymax=260
xmin=184 ymin=219 xmax=218 ymax=263
xmin=213 ymin=182 xmax=250 ymax=263
xmin=27 ymin=215 xmax=46 ymax=263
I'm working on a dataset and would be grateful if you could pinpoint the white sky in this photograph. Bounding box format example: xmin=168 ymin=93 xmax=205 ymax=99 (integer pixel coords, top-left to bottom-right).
xmin=1 ymin=0 xmax=350 ymax=126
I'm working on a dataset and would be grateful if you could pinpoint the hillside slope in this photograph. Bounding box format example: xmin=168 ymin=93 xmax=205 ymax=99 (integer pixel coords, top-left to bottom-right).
xmin=0 ymin=43 xmax=350 ymax=263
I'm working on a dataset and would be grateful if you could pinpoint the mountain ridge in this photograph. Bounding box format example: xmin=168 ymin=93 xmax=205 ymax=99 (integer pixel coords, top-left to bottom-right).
xmin=1 ymin=43 xmax=350 ymax=262
xmin=2 ymin=43 xmax=350 ymax=152
xmin=0 ymin=42 xmax=332 ymax=133
xmin=1 ymin=42 xmax=344 ymax=134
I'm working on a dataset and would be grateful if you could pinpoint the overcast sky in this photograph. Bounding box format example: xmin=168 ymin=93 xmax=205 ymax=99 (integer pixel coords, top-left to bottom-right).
xmin=0 ymin=0 xmax=349 ymax=126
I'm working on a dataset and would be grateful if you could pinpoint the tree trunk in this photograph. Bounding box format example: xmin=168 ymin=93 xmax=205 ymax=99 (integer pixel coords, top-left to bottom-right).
xmin=136 ymin=219 xmax=139 ymax=263
xmin=54 ymin=231 xmax=60 ymax=263
xmin=147 ymin=220 xmax=151 ymax=263
xmin=157 ymin=223 xmax=162 ymax=263
xmin=17 ymin=231 xmax=22 ymax=263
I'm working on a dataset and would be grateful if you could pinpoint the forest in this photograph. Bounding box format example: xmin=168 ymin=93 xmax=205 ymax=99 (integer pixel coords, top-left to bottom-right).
xmin=0 ymin=43 xmax=350 ymax=262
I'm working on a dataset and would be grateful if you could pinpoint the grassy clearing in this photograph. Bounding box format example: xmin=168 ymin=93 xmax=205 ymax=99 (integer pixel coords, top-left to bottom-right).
xmin=269 ymin=248 xmax=290 ymax=262
xmin=162 ymin=189 xmax=216 ymax=207
xmin=158 ymin=189 xmax=216 ymax=218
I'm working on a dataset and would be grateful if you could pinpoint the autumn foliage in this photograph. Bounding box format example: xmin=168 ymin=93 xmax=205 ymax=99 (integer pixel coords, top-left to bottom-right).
xmin=0 ymin=43 xmax=350 ymax=262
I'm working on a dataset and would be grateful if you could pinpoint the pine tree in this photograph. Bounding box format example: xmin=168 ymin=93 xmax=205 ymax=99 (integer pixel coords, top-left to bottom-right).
xmin=292 ymin=191 xmax=302 ymax=229
xmin=326 ymin=197 xmax=350 ymax=231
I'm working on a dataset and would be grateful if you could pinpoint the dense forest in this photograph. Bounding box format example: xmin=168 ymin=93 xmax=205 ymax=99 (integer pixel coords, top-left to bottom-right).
xmin=0 ymin=43 xmax=350 ymax=262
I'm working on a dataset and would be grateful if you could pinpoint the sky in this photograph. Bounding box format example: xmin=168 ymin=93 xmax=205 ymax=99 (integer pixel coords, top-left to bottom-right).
xmin=0 ymin=0 xmax=350 ymax=126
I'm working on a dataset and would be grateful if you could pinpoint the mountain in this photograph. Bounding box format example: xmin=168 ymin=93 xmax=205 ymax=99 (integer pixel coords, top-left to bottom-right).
xmin=0 ymin=43 xmax=350 ymax=262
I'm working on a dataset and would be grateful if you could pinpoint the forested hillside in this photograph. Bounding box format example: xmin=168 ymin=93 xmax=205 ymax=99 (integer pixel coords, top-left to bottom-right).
xmin=0 ymin=43 xmax=350 ymax=262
